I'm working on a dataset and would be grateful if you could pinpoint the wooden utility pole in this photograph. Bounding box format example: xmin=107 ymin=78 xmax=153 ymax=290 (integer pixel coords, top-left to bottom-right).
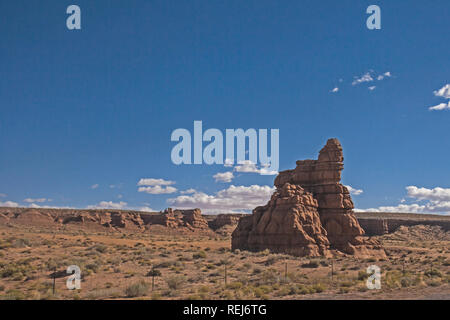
xmin=285 ymin=262 xmax=288 ymax=281
xmin=224 ymin=265 xmax=227 ymax=285
xmin=152 ymin=274 xmax=155 ymax=291
xmin=52 ymin=268 xmax=56 ymax=295
xmin=331 ymin=261 xmax=334 ymax=280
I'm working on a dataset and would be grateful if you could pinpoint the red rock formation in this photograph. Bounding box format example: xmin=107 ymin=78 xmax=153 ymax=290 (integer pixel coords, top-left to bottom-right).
xmin=232 ymin=183 xmax=330 ymax=257
xmin=232 ymin=138 xmax=385 ymax=257
xmin=175 ymin=209 xmax=209 ymax=230
xmin=209 ymin=214 xmax=245 ymax=230
xmin=14 ymin=209 xmax=55 ymax=226
xmin=140 ymin=208 xmax=209 ymax=230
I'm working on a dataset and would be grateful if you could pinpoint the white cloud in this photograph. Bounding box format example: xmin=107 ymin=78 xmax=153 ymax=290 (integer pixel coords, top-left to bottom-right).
xmin=357 ymin=186 xmax=450 ymax=215
xmin=406 ymin=186 xmax=450 ymax=202
xmin=330 ymin=87 xmax=339 ymax=93
xmin=137 ymin=178 xmax=175 ymax=186
xmin=138 ymin=186 xmax=177 ymax=194
xmin=234 ymin=161 xmax=259 ymax=173
xmin=345 ymin=185 xmax=364 ymax=196
xmin=224 ymin=158 xmax=234 ymax=167
xmin=87 ymin=201 xmax=128 ymax=210
xmin=352 ymin=72 xmax=373 ymax=85
xmin=434 ymin=84 xmax=450 ymax=99
xmin=90 ymin=184 xmax=99 ymax=189
xmin=377 ymin=72 xmax=392 ymax=81
xmin=29 ymin=203 xmax=55 ymax=209
xmin=368 ymin=86 xmax=376 ymax=91
xmin=213 ymin=171 xmax=234 ymax=183
xmin=168 ymin=185 xmax=275 ymax=214
xmin=357 ymin=203 xmax=427 ymax=214
xmin=429 ymin=101 xmax=450 ymax=111
xmin=429 ymin=84 xmax=450 ymax=111
xmin=0 ymin=201 xmax=19 ymax=208
xmin=24 ymin=198 xmax=48 ymax=203
xmin=138 ymin=206 xmax=155 ymax=212
xmin=352 ymin=71 xmax=392 ymax=86
xmin=0 ymin=193 xmax=6 ymax=197
xmin=234 ymin=160 xmax=278 ymax=176
xmin=180 ymin=188 xmax=197 ymax=194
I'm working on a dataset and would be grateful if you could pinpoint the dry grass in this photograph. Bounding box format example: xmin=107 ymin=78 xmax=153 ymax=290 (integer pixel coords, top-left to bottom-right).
xmin=0 ymin=224 xmax=449 ymax=300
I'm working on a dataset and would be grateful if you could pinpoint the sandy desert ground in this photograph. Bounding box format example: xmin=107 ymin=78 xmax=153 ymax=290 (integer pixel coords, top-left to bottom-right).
xmin=1 ymin=220 xmax=449 ymax=300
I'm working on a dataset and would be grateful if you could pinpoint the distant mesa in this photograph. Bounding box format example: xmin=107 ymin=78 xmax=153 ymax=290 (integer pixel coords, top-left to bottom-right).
xmin=232 ymin=138 xmax=386 ymax=258
xmin=0 ymin=207 xmax=210 ymax=234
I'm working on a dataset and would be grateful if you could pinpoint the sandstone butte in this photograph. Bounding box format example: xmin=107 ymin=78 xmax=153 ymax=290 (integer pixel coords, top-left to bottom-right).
xmin=232 ymin=138 xmax=386 ymax=258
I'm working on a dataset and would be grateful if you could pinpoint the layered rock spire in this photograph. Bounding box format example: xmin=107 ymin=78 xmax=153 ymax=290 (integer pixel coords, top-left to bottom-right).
xmin=232 ymin=138 xmax=385 ymax=257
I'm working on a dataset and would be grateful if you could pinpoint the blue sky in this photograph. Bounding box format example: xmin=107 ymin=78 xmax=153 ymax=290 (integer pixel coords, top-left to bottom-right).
xmin=0 ymin=0 xmax=449 ymax=214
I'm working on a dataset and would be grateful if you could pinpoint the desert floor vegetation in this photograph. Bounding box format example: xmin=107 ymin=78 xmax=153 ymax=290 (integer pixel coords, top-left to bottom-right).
xmin=0 ymin=224 xmax=449 ymax=300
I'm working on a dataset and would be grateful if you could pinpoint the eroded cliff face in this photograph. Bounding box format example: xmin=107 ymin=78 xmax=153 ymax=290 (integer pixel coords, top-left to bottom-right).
xmin=0 ymin=207 xmax=209 ymax=232
xmin=232 ymin=138 xmax=385 ymax=258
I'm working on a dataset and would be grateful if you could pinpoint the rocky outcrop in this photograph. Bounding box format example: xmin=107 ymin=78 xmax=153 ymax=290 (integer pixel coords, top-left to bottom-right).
xmin=140 ymin=208 xmax=209 ymax=230
xmin=232 ymin=138 xmax=385 ymax=257
xmin=176 ymin=209 xmax=209 ymax=230
xmin=208 ymin=214 xmax=245 ymax=230
xmin=232 ymin=183 xmax=330 ymax=256
xmin=0 ymin=207 xmax=208 ymax=232
xmin=14 ymin=209 xmax=55 ymax=226
xmin=356 ymin=212 xmax=450 ymax=236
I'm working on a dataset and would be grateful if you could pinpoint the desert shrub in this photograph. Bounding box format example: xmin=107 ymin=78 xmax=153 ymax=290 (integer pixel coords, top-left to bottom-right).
xmin=226 ymin=282 xmax=243 ymax=290
xmin=338 ymin=287 xmax=350 ymax=294
xmin=301 ymin=260 xmax=319 ymax=268
xmin=311 ymin=283 xmax=327 ymax=293
xmin=125 ymin=281 xmax=149 ymax=298
xmin=85 ymin=263 xmax=99 ymax=273
xmin=198 ymin=285 xmax=210 ymax=293
xmin=12 ymin=238 xmax=31 ymax=248
xmin=357 ymin=270 xmax=369 ymax=281
xmin=264 ymin=256 xmax=280 ymax=266
xmin=193 ymin=251 xmax=207 ymax=259
xmin=92 ymin=244 xmax=108 ymax=253
xmin=339 ymin=281 xmax=354 ymax=288
xmin=1 ymin=289 xmax=26 ymax=300
xmin=242 ymin=263 xmax=252 ymax=270
xmin=385 ymin=271 xmax=421 ymax=289
xmin=426 ymin=279 xmax=441 ymax=287
xmin=253 ymin=286 xmax=270 ymax=299
xmin=151 ymin=292 xmax=161 ymax=300
xmin=320 ymin=260 xmax=330 ymax=267
xmin=165 ymin=275 xmax=187 ymax=290
xmin=252 ymin=267 xmax=262 ymax=274
xmin=87 ymin=288 xmax=121 ymax=299
xmin=277 ymin=286 xmax=293 ymax=296
xmin=424 ymin=269 xmax=442 ymax=278
xmin=259 ymin=270 xmax=280 ymax=285
xmin=0 ymin=261 xmax=35 ymax=280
